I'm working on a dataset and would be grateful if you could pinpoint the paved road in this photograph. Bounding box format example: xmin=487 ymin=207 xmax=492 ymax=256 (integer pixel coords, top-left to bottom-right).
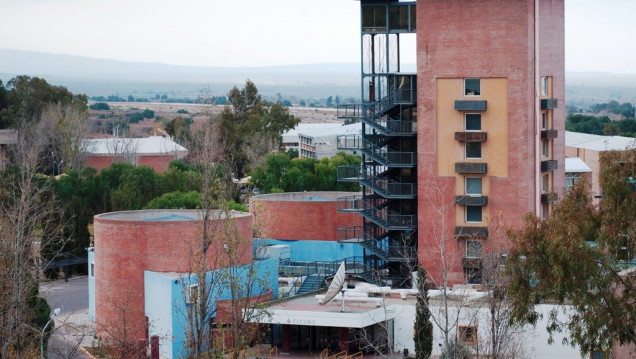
xmin=40 ymin=277 xmax=94 ymax=359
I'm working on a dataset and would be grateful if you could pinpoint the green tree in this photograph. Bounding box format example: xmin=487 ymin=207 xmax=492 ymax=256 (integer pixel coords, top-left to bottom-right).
xmin=217 ymin=80 xmax=299 ymax=177
xmin=89 ymin=102 xmax=110 ymax=110
xmin=143 ymin=191 xmax=201 ymax=209
xmin=142 ymin=108 xmax=154 ymax=119
xmin=0 ymin=76 xmax=86 ymax=129
xmin=165 ymin=115 xmax=193 ymax=144
xmin=110 ymin=165 xmax=164 ymax=211
xmin=506 ymin=148 xmax=636 ymax=355
xmin=414 ymin=267 xmax=433 ymax=359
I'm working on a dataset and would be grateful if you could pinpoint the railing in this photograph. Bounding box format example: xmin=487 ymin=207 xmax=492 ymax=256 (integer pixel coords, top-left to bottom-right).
xmin=359 ymin=171 xmax=416 ymax=198
xmin=337 ymin=195 xmax=364 ymax=212
xmin=328 ymin=351 xmax=348 ymax=359
xmin=337 ymin=104 xmax=363 ymax=119
xmin=361 ymin=137 xmax=416 ymax=167
xmin=374 ymin=88 xmax=416 ymax=115
xmin=337 ymin=165 xmax=362 ymax=182
xmin=337 ymin=134 xmax=363 ymax=151
xmin=269 ymin=346 xmax=278 ymax=359
xmin=338 ymin=227 xmax=416 ymax=262
xmin=347 ymin=351 xmax=363 ymax=359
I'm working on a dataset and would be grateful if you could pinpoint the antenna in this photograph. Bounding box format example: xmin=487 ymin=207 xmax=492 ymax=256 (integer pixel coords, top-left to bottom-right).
xmin=320 ymin=261 xmax=346 ymax=308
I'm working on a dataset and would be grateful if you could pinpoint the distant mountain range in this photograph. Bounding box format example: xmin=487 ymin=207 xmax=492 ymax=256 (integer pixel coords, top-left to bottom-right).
xmin=1 ymin=49 xmax=635 ymax=104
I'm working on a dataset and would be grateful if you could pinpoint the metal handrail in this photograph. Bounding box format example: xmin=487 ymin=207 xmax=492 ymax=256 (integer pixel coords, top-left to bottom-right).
xmin=269 ymin=346 xmax=278 ymax=359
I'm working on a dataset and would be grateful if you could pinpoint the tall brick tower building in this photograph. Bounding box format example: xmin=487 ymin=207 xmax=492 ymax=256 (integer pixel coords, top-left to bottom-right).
xmin=338 ymin=0 xmax=564 ymax=287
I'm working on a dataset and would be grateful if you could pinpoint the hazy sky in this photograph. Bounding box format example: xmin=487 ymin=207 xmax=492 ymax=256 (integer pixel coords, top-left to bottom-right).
xmin=0 ymin=0 xmax=634 ymax=73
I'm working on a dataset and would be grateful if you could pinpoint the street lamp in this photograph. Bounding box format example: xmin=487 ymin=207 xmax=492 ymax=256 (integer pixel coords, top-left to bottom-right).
xmin=41 ymin=307 xmax=61 ymax=359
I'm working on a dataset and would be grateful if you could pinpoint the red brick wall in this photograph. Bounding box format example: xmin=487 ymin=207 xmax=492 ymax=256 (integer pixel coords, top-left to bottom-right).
xmin=250 ymin=192 xmax=361 ymax=241
xmin=86 ymin=156 xmax=114 ymax=172
xmin=416 ymin=0 xmax=565 ymax=286
xmin=93 ymin=210 xmax=253 ymax=341
xmin=138 ymin=155 xmax=175 ymax=173
xmin=86 ymin=154 xmax=175 ymax=173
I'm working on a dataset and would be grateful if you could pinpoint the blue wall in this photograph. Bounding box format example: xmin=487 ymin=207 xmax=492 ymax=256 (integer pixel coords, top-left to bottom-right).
xmin=145 ymin=258 xmax=279 ymax=359
xmin=259 ymin=239 xmax=363 ymax=262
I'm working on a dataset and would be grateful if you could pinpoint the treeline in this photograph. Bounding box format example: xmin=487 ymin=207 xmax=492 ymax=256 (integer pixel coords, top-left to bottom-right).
xmin=89 ymin=94 xmax=228 ymax=105
xmin=567 ymin=114 xmax=636 ymax=137
xmin=251 ymin=152 xmax=362 ymax=194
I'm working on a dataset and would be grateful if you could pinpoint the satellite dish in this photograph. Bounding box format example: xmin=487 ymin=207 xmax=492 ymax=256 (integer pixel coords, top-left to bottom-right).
xmin=320 ymin=261 xmax=346 ymax=306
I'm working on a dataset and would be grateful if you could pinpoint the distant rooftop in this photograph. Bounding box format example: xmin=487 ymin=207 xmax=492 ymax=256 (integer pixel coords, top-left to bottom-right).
xmin=565 ymin=131 xmax=636 ymax=151
xmin=83 ymin=135 xmax=188 ymax=156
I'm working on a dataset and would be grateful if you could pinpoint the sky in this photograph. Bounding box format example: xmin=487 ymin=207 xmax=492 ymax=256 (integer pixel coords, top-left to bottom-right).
xmin=0 ymin=0 xmax=634 ymax=73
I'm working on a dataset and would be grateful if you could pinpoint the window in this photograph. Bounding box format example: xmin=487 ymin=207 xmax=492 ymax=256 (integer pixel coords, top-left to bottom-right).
xmin=466 ymin=142 xmax=481 ymax=159
xmin=541 ymin=76 xmax=549 ymax=96
xmin=466 ymin=177 xmax=482 ymax=196
xmin=465 ymin=267 xmax=482 ymax=285
xmin=466 ymin=240 xmax=482 ymax=258
xmin=186 ymin=284 xmax=199 ymax=304
xmin=590 ymin=350 xmax=609 ymax=359
xmin=465 ymin=113 xmax=481 ymax=131
xmin=542 ymin=140 xmax=548 ymax=157
xmin=542 ymin=203 xmax=549 ymax=219
xmin=466 ymin=206 xmax=482 ymax=222
xmin=542 ymin=111 xmax=547 ymax=130
xmin=542 ymin=174 xmax=549 ymax=193
xmin=458 ymin=325 xmax=478 ymax=344
xmin=90 ymin=262 xmax=95 ymax=278
xmin=565 ymin=172 xmax=583 ymax=188
xmin=464 ymin=78 xmax=480 ymax=96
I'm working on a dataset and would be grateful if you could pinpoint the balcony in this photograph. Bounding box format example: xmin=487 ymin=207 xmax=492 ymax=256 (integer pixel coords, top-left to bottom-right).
xmin=541 ymin=99 xmax=558 ymax=110
xmin=455 ymin=132 xmax=487 ymax=142
xmin=455 ymin=100 xmax=487 ymax=111
xmin=362 ymin=138 xmax=416 ymax=168
xmin=337 ymin=226 xmax=417 ymax=262
xmin=337 ymin=134 xmax=362 ymax=151
xmin=462 ymin=257 xmax=482 ymax=269
xmin=455 ymin=226 xmax=488 ymax=238
xmin=455 ymin=162 xmax=487 ymax=174
xmin=338 ymin=197 xmax=415 ymax=230
xmin=541 ymin=129 xmax=558 ymax=140
xmin=455 ymin=195 xmax=488 ymax=206
xmin=360 ymin=113 xmax=417 ymax=136
xmin=359 ymin=172 xmax=416 ymax=199
xmin=336 ymin=165 xmax=361 ymax=182
xmin=541 ymin=160 xmax=558 ymax=172
xmin=541 ymin=192 xmax=559 ymax=203
xmin=337 ymin=103 xmax=362 ymax=119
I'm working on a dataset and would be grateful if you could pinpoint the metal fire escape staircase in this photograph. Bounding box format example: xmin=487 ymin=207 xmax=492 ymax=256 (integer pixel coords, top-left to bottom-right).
xmin=337 ymin=84 xmax=418 ymax=287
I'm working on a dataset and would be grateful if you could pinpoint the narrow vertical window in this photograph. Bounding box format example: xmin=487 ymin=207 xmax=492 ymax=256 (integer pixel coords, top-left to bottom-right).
xmin=542 ymin=112 xmax=547 ymax=130
xmin=542 ymin=140 xmax=548 ymax=157
xmin=541 ymin=76 xmax=548 ymax=96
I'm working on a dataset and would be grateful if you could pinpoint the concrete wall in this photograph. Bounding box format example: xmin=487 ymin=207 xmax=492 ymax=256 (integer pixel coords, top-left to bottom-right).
xmin=393 ymin=302 xmax=583 ymax=358
xmin=250 ymin=192 xmax=361 ymax=242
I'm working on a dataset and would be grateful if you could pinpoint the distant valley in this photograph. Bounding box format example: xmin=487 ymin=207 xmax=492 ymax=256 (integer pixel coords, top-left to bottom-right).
xmin=1 ymin=49 xmax=635 ymax=107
